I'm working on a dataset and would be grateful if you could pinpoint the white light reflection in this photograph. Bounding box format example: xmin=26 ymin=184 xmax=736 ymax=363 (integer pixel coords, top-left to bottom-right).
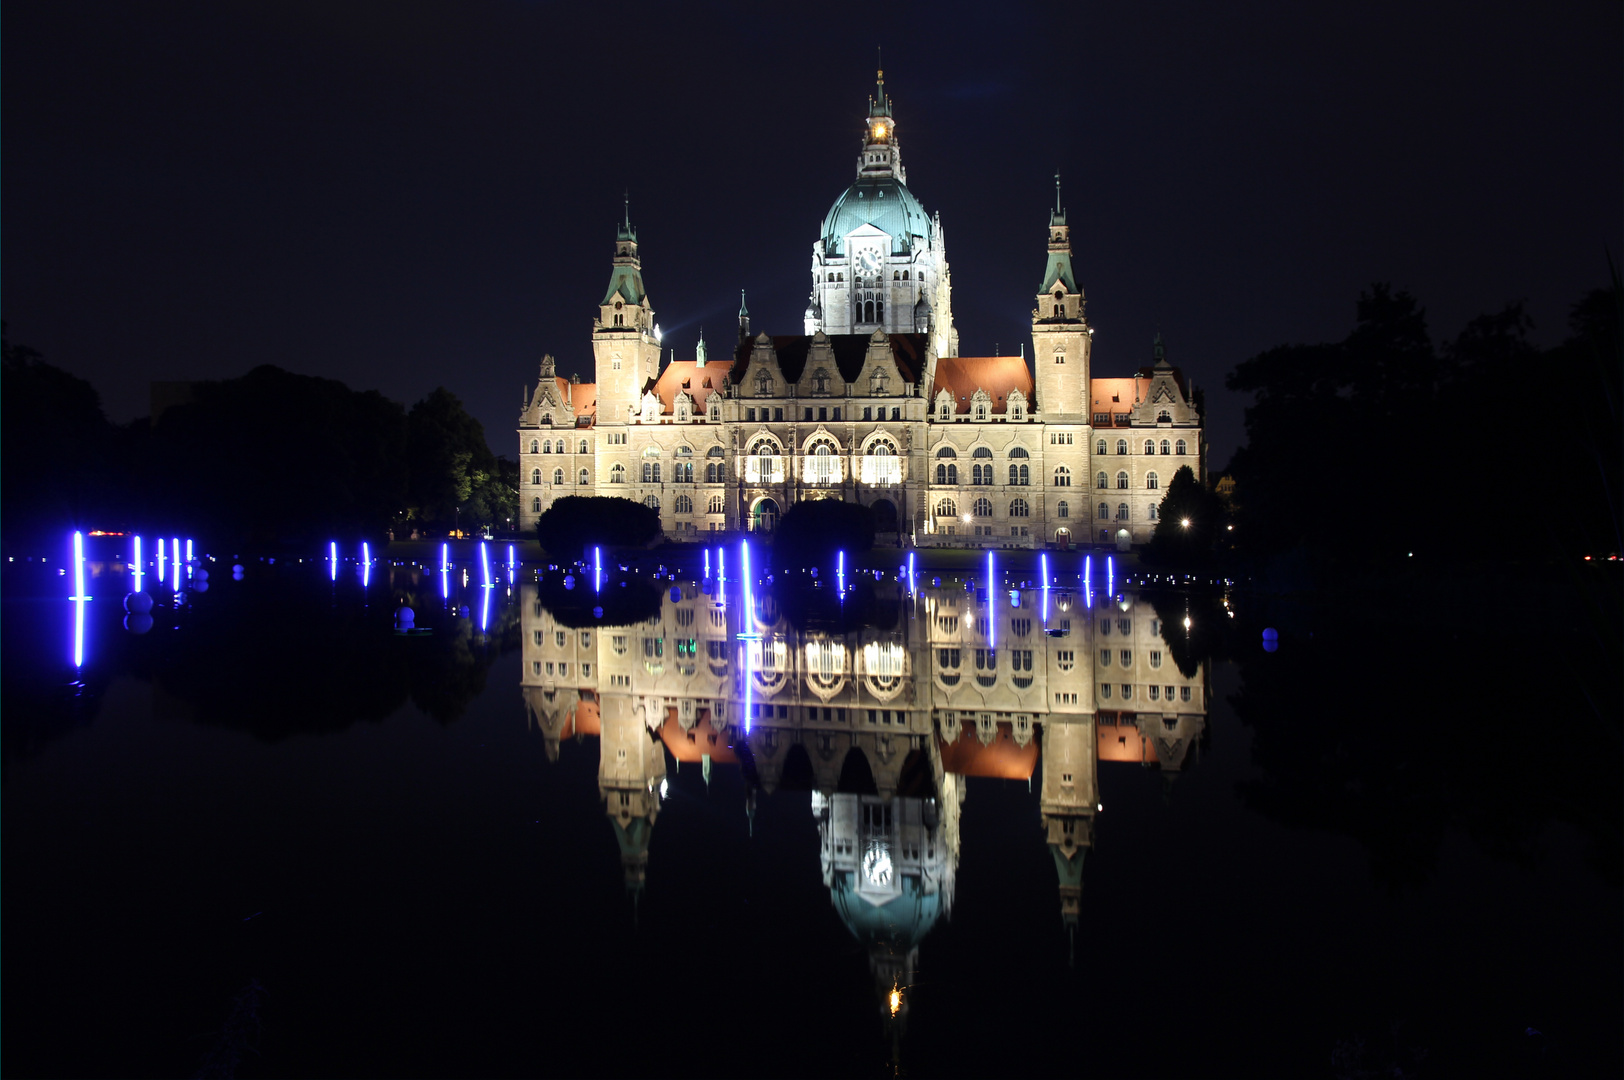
xmin=186 ymin=538 xmax=194 ymax=564
xmin=172 ymin=545 xmax=181 ymax=592
xmin=72 ymin=531 xmax=87 ymax=669
xmin=907 ymin=551 xmax=916 ymax=597
xmin=132 ymin=535 xmax=143 ymax=593
xmin=480 ymin=584 xmax=490 ymax=632
xmin=704 ymin=548 xmax=711 ymax=578
xmin=157 ymin=538 xmax=167 ymax=581
xmin=330 ymin=540 xmax=338 ymax=582
xmin=594 ymin=545 xmax=602 ymax=593
xmin=837 ymin=549 xmax=844 ymax=596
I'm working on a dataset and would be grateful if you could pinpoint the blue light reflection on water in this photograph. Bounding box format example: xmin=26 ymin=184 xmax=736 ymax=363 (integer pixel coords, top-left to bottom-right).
xmin=132 ymin=535 xmax=143 ymax=594
xmin=157 ymin=538 xmax=167 ymax=582
xmin=986 ymin=550 xmax=995 ymax=648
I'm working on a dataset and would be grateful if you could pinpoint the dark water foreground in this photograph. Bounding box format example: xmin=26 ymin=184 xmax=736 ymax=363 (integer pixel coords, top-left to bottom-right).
xmin=3 ymin=549 xmax=1618 ymax=1078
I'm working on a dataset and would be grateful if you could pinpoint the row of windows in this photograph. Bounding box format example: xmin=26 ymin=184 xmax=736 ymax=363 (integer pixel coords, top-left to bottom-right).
xmin=528 ymin=439 xmax=590 ymax=455
xmin=933 ymin=498 xmax=1033 ymax=518
xmin=1097 ymin=471 xmax=1163 ymax=489
xmin=1095 ymin=438 xmax=1188 ymax=456
xmin=1096 ymin=502 xmax=1159 ymax=521
xmin=532 ymin=468 xmax=590 ymax=486
xmin=531 ymin=660 xmax=590 ymax=678
xmin=1098 ymin=648 xmax=1170 ymax=668
xmin=1099 ymin=684 xmax=1196 ymax=702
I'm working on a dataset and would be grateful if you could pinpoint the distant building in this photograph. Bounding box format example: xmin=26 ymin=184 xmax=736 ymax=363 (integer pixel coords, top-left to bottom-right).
xmin=519 ymin=72 xmax=1202 ymax=548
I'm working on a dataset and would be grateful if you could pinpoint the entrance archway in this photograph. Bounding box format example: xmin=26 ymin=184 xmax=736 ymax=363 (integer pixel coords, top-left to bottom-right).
xmin=870 ymin=498 xmax=898 ymax=534
xmin=752 ymin=498 xmax=780 ymax=533
xmin=1115 ymin=528 xmax=1132 ymax=552
xmin=1055 ymin=527 xmax=1071 ymax=551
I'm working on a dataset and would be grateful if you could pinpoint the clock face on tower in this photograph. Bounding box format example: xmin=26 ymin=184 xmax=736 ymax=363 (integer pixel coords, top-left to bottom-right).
xmin=862 ymin=842 xmax=893 ymax=887
xmin=856 ymin=248 xmax=882 ymax=274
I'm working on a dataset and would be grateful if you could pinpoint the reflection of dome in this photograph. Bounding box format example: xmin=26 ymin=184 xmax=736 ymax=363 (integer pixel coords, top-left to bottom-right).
xmin=830 ymin=871 xmax=945 ymax=953
xmin=821 ymin=178 xmax=932 ymax=257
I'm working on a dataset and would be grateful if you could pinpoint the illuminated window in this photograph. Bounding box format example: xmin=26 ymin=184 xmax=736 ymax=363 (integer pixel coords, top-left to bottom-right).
xmin=610 ymin=464 xmax=625 ymax=483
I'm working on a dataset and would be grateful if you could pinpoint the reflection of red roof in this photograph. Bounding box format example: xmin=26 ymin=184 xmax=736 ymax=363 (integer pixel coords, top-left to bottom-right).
xmin=1097 ymin=719 xmax=1157 ymax=763
xmin=650 ymin=361 xmax=733 ymax=417
xmin=937 ymin=721 xmax=1039 ymax=778
xmin=930 ymin=356 xmax=1034 ymax=414
xmin=656 ymin=708 xmax=738 ymax=764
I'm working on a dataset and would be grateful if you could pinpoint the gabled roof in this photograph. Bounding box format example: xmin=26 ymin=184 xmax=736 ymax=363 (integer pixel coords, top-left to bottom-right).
xmin=650 ymin=360 xmax=733 ymax=416
xmin=930 ymin=355 xmax=1034 ymax=414
xmin=730 ymin=333 xmax=927 ymax=386
xmin=533 ymin=377 xmax=597 ymax=422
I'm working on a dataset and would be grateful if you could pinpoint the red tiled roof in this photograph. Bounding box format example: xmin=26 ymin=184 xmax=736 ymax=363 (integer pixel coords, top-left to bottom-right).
xmin=930 ymin=356 xmax=1034 ymax=414
xmin=1089 ymin=377 xmax=1145 ymax=413
xmin=650 ymin=360 xmax=733 ymax=417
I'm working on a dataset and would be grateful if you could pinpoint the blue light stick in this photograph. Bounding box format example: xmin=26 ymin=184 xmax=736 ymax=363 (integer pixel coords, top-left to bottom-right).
xmin=132 ymin=535 xmax=143 ymax=593
xmin=72 ymin=531 xmax=87 ymax=669
xmin=986 ymin=550 xmax=995 ymax=648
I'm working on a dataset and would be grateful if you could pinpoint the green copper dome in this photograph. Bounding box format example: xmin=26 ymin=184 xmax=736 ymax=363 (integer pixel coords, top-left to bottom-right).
xmin=822 ymin=177 xmax=931 ymax=257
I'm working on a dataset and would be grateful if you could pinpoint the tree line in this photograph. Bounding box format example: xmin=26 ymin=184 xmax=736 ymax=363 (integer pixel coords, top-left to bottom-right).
xmin=1221 ymin=279 xmax=1621 ymax=579
xmin=1 ymin=324 xmax=516 ymax=552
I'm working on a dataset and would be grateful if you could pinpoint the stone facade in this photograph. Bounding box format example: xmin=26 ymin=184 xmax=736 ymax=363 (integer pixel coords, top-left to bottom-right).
xmin=519 ymin=75 xmax=1203 ymax=549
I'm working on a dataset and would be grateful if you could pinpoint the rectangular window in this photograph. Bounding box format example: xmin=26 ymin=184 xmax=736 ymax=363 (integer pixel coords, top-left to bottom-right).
xmin=804 ymin=408 xmax=813 ymax=421
xmin=1120 ymin=650 xmax=1132 ymax=665
xmin=558 ymin=663 xmax=568 ymax=677
xmin=1149 ymin=650 xmax=1162 ymax=668
xmin=746 ymin=408 xmax=756 ymax=422
xmin=1100 ymin=649 xmax=1111 ymax=665
xmin=892 ymin=408 xmax=901 ymax=420
xmin=1181 ymin=686 xmax=1192 ymax=702
xmin=774 ymin=408 xmax=783 ymax=421
xmin=545 ymin=662 xmax=554 ymax=675
xmin=819 ymin=407 xmax=828 ymax=421
xmin=1093 ymin=413 xmax=1109 ymax=425
xmin=863 ymin=407 xmax=872 ymax=420
xmin=832 ymin=408 xmax=841 ymax=421
xmin=582 ymin=663 xmax=591 ymax=676
xmin=532 ymin=661 xmax=542 ymax=676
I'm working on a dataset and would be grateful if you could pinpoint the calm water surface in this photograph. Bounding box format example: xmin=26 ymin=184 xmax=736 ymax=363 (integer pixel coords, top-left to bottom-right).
xmin=4 ymin=545 xmax=1618 ymax=1078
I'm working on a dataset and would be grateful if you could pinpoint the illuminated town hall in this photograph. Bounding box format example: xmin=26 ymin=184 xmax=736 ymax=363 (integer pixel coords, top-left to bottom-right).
xmin=519 ymin=73 xmax=1203 ymax=547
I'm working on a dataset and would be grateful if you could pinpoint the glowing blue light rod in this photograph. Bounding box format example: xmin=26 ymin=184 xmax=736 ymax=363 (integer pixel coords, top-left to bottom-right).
xmin=172 ymin=539 xmax=181 ymax=592
xmin=362 ymin=541 xmax=371 ymax=588
xmin=1107 ymin=555 xmax=1114 ymax=598
xmin=186 ymin=538 xmax=194 ymax=564
xmin=987 ymin=550 xmax=995 ymax=648
xmin=157 ymin=538 xmax=167 ymax=581
xmin=441 ymin=542 xmax=449 ymax=573
xmin=480 ymin=540 xmax=490 ymax=587
xmin=72 ymin=531 xmax=87 ymax=668
xmin=132 ymin=535 xmax=143 ymax=593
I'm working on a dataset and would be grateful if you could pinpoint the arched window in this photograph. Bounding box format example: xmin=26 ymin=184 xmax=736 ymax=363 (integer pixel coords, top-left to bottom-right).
xmin=705 ymin=462 xmax=720 ymax=482
xmin=936 ymin=446 xmax=957 ymax=458
xmin=675 ymin=495 xmax=693 ymax=514
xmin=529 ymin=439 xmax=539 ymax=454
xmin=642 ymin=462 xmax=662 ymax=483
xmin=1009 ymin=464 xmax=1029 ymax=485
xmin=756 ymin=371 xmax=772 ymax=396
xmin=1116 ymin=502 xmax=1129 ymax=520
xmin=1053 ymin=465 xmax=1072 ymax=487
xmin=1160 ymin=439 xmax=1171 ymax=455
xmin=935 ymin=498 xmax=957 ymax=518
xmin=579 ymin=439 xmax=589 ymax=454
xmin=1157 ymin=410 xmax=1171 ymax=423
xmin=972 ymin=463 xmax=989 ymax=485
xmin=973 ymin=497 xmax=993 ymax=518
xmin=708 ymin=495 xmax=724 ymax=514
xmin=553 ymin=468 xmax=564 ymax=485
xmin=579 ymin=468 xmax=589 ymax=485
xmin=645 ymin=496 xmax=660 ymax=511
xmin=975 ymin=402 xmax=988 ymax=421
xmin=1147 ymin=472 xmax=1159 ymax=490
xmin=1148 ymin=504 xmax=1158 ymax=521
xmin=1009 ymin=446 xmax=1030 ymax=459
xmin=1096 ymin=439 xmax=1107 ymax=455
xmin=542 ymin=441 xmax=552 ymax=454
xmin=1010 ymin=498 xmax=1030 ymax=518
xmin=1116 ymin=471 xmax=1129 ymax=489
xmin=552 ymin=440 xmax=562 ymax=453
xmin=936 ymin=463 xmax=958 ymax=485
xmin=1144 ymin=439 xmax=1156 ymax=455
xmin=1057 ymin=500 xmax=1069 ymax=519
xmin=892 ymin=270 xmax=900 ymax=280
xmin=827 ymin=272 xmax=835 ymax=282
xmin=531 ymin=497 xmax=541 ymax=513
xmin=1176 ymin=439 xmax=1187 ymax=455
xmin=812 ymin=443 xmax=835 ymax=484
xmin=1095 ymin=471 xmax=1108 ymax=489
xmin=902 ymin=269 xmax=909 ymax=280
xmin=610 ymin=464 xmax=625 ymax=484
xmin=530 ymin=468 xmax=542 ymax=485
xmin=1116 ymin=439 xmax=1128 ymax=455
xmin=864 ymin=300 xmax=875 ymax=323
xmin=1098 ymin=502 xmax=1109 ymax=520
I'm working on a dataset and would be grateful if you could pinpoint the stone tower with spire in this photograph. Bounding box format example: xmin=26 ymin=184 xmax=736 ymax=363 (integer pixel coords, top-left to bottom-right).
xmin=1030 ymin=174 xmax=1092 ymax=422
xmin=592 ymin=198 xmax=662 ymax=427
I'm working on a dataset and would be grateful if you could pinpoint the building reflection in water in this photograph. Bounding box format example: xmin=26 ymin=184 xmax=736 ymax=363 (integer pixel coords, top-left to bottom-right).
xmin=520 ymin=571 xmax=1209 ymax=1015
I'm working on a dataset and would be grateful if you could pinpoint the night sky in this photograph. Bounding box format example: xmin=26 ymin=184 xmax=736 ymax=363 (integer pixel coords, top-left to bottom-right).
xmin=5 ymin=1 xmax=1620 ymax=467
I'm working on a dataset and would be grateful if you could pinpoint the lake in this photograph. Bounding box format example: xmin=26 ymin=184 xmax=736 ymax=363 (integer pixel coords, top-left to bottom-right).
xmin=3 ymin=541 xmax=1618 ymax=1078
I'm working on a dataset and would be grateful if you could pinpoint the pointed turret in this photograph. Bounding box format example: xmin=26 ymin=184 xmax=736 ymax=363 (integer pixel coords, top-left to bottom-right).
xmin=857 ymin=65 xmax=905 ymax=183
xmin=696 ymin=329 xmax=708 ymax=368
xmin=1037 ymin=172 xmax=1082 ymax=320
xmin=738 ymin=290 xmax=750 ymax=340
